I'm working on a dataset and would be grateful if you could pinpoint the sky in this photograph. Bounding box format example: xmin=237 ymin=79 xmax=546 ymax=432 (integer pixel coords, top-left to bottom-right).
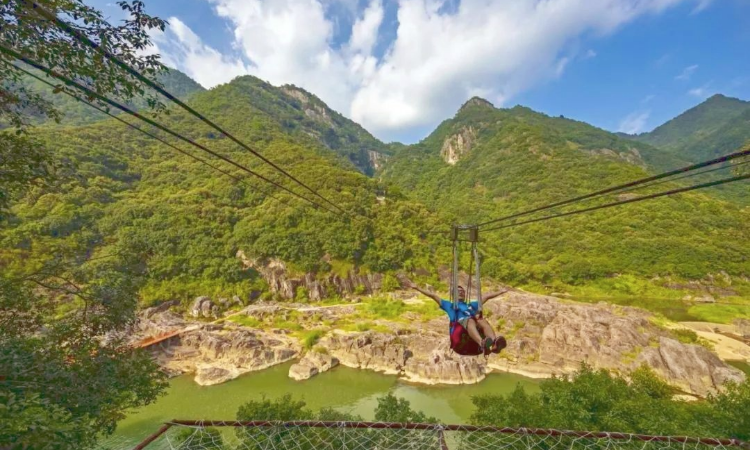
xmin=91 ymin=0 xmax=750 ymax=144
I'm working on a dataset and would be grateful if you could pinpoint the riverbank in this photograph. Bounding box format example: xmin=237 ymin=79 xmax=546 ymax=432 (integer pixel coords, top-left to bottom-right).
xmin=103 ymin=361 xmax=541 ymax=447
xmin=135 ymin=290 xmax=748 ymax=397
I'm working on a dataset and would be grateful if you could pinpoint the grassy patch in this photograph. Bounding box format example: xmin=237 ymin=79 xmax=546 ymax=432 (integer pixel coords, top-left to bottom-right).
xmin=228 ymin=315 xmax=262 ymax=328
xmin=272 ymin=317 xmax=303 ymax=331
xmin=687 ymin=304 xmax=750 ymax=324
xmin=301 ymin=329 xmax=325 ymax=350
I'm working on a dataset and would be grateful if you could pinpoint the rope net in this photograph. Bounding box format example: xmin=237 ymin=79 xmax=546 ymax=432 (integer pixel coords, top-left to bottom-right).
xmin=112 ymin=421 xmax=747 ymax=450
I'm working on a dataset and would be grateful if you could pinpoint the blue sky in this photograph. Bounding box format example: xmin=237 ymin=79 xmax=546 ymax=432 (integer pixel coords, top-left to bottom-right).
xmin=92 ymin=0 xmax=750 ymax=143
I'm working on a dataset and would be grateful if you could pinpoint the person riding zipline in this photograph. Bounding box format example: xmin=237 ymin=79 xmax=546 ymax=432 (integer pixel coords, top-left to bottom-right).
xmin=401 ymin=278 xmax=509 ymax=355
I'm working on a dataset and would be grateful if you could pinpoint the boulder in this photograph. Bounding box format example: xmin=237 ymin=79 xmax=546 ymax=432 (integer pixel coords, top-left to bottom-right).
xmin=191 ymin=296 xmax=211 ymax=318
xmin=637 ymin=337 xmax=745 ymax=397
xmin=289 ymin=351 xmax=340 ymax=380
xmin=195 ymin=366 xmax=233 ymax=386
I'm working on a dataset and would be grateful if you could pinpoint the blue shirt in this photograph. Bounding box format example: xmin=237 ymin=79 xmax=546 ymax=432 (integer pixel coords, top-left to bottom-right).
xmin=440 ymin=299 xmax=480 ymax=322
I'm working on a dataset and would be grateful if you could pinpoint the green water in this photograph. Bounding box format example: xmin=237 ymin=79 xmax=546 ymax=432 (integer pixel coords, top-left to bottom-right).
xmin=112 ymin=362 xmax=539 ymax=444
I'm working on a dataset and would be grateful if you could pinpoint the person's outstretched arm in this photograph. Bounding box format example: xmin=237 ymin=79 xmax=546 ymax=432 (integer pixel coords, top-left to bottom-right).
xmin=401 ymin=277 xmax=442 ymax=306
xmin=480 ymin=288 xmax=511 ymax=305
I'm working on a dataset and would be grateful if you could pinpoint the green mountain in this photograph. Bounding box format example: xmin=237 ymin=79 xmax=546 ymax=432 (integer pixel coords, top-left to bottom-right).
xmin=220 ymin=76 xmax=392 ymax=175
xmin=630 ymin=94 xmax=750 ymax=161
xmin=380 ymin=97 xmax=750 ymax=294
xmin=3 ymin=79 xmax=749 ymax=303
xmin=623 ymin=94 xmax=750 ymax=204
xmin=0 ymin=77 xmax=438 ymax=305
xmin=19 ymin=67 xmax=205 ymax=126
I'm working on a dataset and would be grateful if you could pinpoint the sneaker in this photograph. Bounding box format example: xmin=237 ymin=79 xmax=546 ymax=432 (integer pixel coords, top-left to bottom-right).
xmin=491 ymin=336 xmax=507 ymax=354
xmin=483 ymin=337 xmax=493 ymax=355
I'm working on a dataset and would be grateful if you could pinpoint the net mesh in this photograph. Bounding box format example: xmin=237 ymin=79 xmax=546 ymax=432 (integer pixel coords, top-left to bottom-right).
xmin=100 ymin=421 xmax=748 ymax=450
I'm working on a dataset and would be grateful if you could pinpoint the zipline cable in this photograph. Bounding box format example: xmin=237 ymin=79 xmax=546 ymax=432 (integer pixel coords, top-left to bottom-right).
xmin=22 ymin=0 xmax=349 ymax=216
xmin=6 ymin=61 xmax=286 ymax=203
xmin=482 ymin=173 xmax=750 ymax=232
xmin=421 ymin=156 xmax=750 ymax=237
xmin=0 ymin=44 xmax=339 ymax=214
xmin=476 ymin=147 xmax=750 ymax=228
xmin=623 ymin=159 xmax=750 ymax=194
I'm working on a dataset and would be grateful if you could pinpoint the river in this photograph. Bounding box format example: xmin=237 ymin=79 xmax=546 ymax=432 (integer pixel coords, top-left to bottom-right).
xmin=107 ymin=361 xmax=540 ymax=447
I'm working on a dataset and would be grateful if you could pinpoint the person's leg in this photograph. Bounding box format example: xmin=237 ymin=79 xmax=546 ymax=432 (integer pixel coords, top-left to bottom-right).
xmin=465 ymin=319 xmax=485 ymax=346
xmin=475 ymin=317 xmax=496 ymax=340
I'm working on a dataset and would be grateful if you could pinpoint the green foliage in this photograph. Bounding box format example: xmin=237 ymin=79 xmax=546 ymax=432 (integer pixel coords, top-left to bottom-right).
xmin=364 ymin=297 xmax=406 ymax=319
xmin=470 ymin=364 xmax=750 ymax=440
xmin=374 ymin=394 xmax=438 ymax=423
xmin=0 ymin=133 xmax=54 ymax=214
xmin=0 ymin=3 xmax=172 ymax=448
xmin=302 ymin=329 xmax=325 ymax=350
xmin=381 ymin=274 xmax=400 ymax=292
xmin=0 ymin=258 xmax=168 ymax=449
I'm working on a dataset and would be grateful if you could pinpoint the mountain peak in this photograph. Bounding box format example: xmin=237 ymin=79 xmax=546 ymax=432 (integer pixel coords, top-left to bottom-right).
xmin=458 ymin=97 xmax=495 ymax=112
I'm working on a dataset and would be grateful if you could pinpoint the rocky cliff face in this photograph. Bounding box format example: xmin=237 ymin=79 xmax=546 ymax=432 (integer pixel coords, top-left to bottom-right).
xmin=141 ymin=311 xmax=299 ymax=386
xmin=237 ymin=251 xmax=383 ymax=300
xmin=441 ymin=126 xmax=476 ymax=165
xmin=320 ymin=331 xmax=485 ymax=385
xmin=481 ymin=292 xmax=745 ymax=395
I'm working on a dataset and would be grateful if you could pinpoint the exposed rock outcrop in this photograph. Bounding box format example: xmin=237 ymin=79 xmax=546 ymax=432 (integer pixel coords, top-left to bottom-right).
xmin=236 ymin=252 xmax=382 ymax=300
xmin=637 ymin=337 xmax=745 ymax=396
xmin=141 ymin=311 xmax=299 ymax=386
xmin=368 ymin=150 xmax=388 ymax=171
xmin=320 ymin=331 xmax=485 ymax=385
xmin=289 ymin=352 xmax=339 ymax=381
xmin=480 ymin=292 xmax=745 ymax=395
xmin=441 ymin=126 xmax=476 ymax=165
xmin=191 ymin=296 xmax=219 ymax=318
xmin=135 ymin=292 xmax=744 ymax=395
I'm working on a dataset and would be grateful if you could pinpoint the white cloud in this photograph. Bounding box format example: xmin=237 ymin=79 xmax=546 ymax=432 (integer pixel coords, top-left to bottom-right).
xmin=618 ymin=110 xmax=650 ymax=134
xmin=692 ymin=0 xmax=714 ymax=13
xmin=150 ymin=17 xmax=252 ymax=88
xmin=583 ymin=49 xmax=597 ymax=59
xmin=688 ymin=83 xmax=714 ymax=98
xmin=675 ymin=64 xmax=698 ymax=81
xmin=641 ymin=94 xmax=655 ymax=104
xmin=154 ymin=0 xmax=700 ymax=141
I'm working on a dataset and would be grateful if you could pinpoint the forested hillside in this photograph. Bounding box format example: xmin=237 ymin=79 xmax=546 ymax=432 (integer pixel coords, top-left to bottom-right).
xmin=631 ymin=94 xmax=750 ymax=159
xmin=0 ymin=77 xmax=440 ymax=306
xmin=379 ymin=98 xmax=750 ymax=296
xmin=4 ymin=74 xmax=749 ymax=304
xmin=217 ymin=76 xmax=393 ymax=175
xmin=624 ymin=94 xmax=750 ymax=203
xmin=15 ymin=67 xmax=204 ymax=126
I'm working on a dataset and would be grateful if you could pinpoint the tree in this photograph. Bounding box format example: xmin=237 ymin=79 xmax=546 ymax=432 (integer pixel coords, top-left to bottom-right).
xmin=470 ymin=364 xmax=750 ymax=439
xmin=0 ymin=0 xmax=167 ymax=213
xmin=0 ymin=1 xmax=169 ymax=448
